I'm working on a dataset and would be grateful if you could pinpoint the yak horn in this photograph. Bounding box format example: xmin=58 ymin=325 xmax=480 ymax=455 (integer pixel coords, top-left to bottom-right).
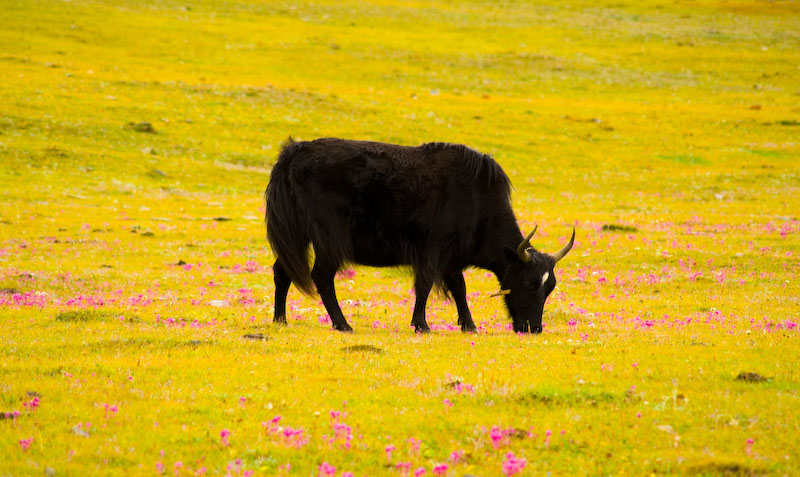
xmin=516 ymin=225 xmax=538 ymax=262
xmin=551 ymin=227 xmax=576 ymax=263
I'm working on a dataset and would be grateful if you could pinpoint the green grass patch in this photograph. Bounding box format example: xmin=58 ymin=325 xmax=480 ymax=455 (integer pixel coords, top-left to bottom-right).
xmin=602 ymin=224 xmax=638 ymax=233
xmin=54 ymin=310 xmax=139 ymax=323
xmin=516 ymin=388 xmax=621 ymax=408
xmin=658 ymin=154 xmax=710 ymax=165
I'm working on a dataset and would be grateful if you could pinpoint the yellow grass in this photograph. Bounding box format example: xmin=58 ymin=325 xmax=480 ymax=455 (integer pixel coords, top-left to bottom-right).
xmin=1 ymin=0 xmax=799 ymax=474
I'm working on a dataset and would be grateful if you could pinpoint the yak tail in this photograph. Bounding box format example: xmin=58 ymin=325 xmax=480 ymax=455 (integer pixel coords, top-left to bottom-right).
xmin=265 ymin=141 xmax=316 ymax=295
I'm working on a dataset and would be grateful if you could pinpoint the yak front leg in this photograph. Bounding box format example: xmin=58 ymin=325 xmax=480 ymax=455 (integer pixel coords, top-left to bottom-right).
xmin=443 ymin=271 xmax=477 ymax=332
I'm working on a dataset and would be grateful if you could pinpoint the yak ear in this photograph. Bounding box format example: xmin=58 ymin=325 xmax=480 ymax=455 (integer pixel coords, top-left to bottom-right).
xmin=502 ymin=246 xmax=520 ymax=263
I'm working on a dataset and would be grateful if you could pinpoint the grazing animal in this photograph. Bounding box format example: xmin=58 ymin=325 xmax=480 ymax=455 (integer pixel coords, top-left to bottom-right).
xmin=265 ymin=138 xmax=574 ymax=333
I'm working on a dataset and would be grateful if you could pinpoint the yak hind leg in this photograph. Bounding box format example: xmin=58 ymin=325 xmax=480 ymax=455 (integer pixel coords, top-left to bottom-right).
xmin=443 ymin=271 xmax=477 ymax=333
xmin=410 ymin=274 xmax=433 ymax=334
xmin=273 ymin=259 xmax=290 ymax=325
xmin=311 ymin=260 xmax=353 ymax=332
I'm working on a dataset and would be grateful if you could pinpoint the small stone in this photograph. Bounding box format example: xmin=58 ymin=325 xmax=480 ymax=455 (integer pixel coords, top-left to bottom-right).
xmin=147 ymin=169 xmax=167 ymax=178
xmin=127 ymin=122 xmax=156 ymax=133
xmin=735 ymin=372 xmax=767 ymax=383
xmin=72 ymin=424 xmax=89 ymax=437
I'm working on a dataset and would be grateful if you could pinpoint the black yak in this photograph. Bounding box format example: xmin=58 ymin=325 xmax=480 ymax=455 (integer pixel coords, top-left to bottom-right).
xmin=265 ymin=138 xmax=574 ymax=333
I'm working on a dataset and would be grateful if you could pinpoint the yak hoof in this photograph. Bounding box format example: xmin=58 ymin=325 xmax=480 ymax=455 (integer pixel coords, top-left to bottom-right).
xmin=414 ymin=325 xmax=431 ymax=334
xmin=334 ymin=323 xmax=354 ymax=333
xmin=461 ymin=323 xmax=477 ymax=333
xmin=273 ymin=316 xmax=288 ymax=325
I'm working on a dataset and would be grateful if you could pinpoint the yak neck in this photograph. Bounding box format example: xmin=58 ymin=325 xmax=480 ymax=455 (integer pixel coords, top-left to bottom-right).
xmin=473 ymin=213 xmax=525 ymax=282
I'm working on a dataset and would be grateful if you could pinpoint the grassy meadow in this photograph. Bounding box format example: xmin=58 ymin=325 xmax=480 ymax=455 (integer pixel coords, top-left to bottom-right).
xmin=2 ymin=0 xmax=800 ymax=474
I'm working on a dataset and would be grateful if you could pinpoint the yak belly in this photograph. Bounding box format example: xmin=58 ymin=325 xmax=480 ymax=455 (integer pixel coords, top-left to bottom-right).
xmin=350 ymin=227 xmax=412 ymax=267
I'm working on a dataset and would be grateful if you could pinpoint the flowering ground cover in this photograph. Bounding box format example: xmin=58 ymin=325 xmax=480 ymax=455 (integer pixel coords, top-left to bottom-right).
xmin=1 ymin=0 xmax=799 ymax=474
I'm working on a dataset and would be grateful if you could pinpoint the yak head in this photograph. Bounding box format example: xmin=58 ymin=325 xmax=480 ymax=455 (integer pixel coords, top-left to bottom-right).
xmin=498 ymin=226 xmax=575 ymax=333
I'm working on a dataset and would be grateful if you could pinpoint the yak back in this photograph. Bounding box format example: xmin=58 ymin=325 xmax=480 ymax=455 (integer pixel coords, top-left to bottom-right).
xmin=266 ymin=137 xmax=513 ymax=294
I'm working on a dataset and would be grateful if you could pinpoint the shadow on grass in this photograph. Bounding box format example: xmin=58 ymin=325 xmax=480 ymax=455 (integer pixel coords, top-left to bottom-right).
xmin=341 ymin=344 xmax=384 ymax=354
xmin=684 ymin=459 xmax=765 ymax=476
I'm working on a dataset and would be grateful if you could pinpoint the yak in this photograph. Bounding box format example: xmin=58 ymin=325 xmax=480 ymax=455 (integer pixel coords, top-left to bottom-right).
xmin=265 ymin=138 xmax=574 ymax=333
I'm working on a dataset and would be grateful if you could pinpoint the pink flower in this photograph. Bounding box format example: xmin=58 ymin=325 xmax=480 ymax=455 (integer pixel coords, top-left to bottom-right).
xmin=103 ymin=403 xmax=118 ymax=419
xmin=19 ymin=437 xmax=33 ymax=452
xmin=220 ymin=429 xmax=231 ymax=446
xmin=24 ymin=396 xmax=41 ymax=411
xmin=502 ymin=452 xmax=526 ymax=476
xmin=450 ymin=450 xmax=464 ymax=463
xmin=396 ymin=462 xmax=412 ymax=475
xmin=489 ymin=426 xmax=509 ymax=449
xmin=331 ymin=421 xmax=353 ymax=449
xmin=407 ymin=437 xmax=421 ymax=455
xmin=227 ymin=459 xmax=244 ymax=476
xmin=244 ymin=261 xmax=260 ymax=273
xmin=318 ymin=462 xmax=336 ymax=476
xmin=443 ymin=398 xmax=453 ymax=408
xmin=433 ymin=463 xmax=448 ymax=475
xmin=414 ymin=468 xmax=427 ymax=477
xmin=567 ymin=318 xmax=578 ymax=327
xmin=280 ymin=426 xmax=308 ymax=448
xmin=385 ymin=444 xmax=396 ymax=461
